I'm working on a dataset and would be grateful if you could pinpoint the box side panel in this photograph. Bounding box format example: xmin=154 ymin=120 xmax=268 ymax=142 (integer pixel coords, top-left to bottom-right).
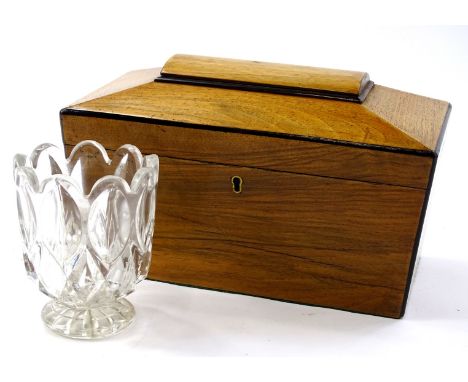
xmin=399 ymin=156 xmax=437 ymax=317
xmin=61 ymin=113 xmax=433 ymax=189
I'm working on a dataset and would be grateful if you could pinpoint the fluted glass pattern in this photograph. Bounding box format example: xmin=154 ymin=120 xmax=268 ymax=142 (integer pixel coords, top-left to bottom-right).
xmin=13 ymin=140 xmax=159 ymax=339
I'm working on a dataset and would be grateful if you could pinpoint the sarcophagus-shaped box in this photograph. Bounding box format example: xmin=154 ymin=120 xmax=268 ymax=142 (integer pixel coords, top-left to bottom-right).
xmin=61 ymin=55 xmax=450 ymax=318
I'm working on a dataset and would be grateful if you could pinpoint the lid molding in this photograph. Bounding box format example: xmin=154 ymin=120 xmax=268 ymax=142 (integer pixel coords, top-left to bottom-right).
xmin=157 ymin=54 xmax=374 ymax=103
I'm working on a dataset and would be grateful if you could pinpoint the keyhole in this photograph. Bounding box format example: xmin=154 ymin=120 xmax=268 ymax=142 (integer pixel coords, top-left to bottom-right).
xmin=231 ymin=176 xmax=243 ymax=194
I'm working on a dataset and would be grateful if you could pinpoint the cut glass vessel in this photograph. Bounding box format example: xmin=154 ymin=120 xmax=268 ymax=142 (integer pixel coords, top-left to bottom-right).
xmin=13 ymin=140 xmax=159 ymax=339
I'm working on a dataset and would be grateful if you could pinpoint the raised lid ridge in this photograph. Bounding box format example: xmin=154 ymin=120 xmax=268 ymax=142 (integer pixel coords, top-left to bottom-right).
xmin=157 ymin=54 xmax=373 ymax=103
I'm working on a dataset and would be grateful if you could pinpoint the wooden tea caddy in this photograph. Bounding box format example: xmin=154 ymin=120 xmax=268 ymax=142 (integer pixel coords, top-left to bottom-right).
xmin=61 ymin=54 xmax=450 ymax=318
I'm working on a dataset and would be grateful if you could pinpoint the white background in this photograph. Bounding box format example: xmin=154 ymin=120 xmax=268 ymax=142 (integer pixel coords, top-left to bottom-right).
xmin=0 ymin=1 xmax=467 ymax=381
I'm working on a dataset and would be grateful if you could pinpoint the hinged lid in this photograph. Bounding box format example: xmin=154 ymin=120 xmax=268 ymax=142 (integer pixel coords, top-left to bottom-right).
xmin=157 ymin=54 xmax=373 ymax=103
xmin=64 ymin=54 xmax=450 ymax=155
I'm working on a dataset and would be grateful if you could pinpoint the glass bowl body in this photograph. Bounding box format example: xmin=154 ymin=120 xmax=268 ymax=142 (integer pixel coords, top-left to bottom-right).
xmin=13 ymin=140 xmax=159 ymax=339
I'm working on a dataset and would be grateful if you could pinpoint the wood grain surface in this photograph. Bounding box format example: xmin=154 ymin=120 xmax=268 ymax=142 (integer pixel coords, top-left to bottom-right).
xmin=161 ymin=54 xmax=370 ymax=96
xmin=69 ymin=80 xmax=448 ymax=152
xmin=70 ymin=67 xmax=161 ymax=106
xmin=364 ymin=85 xmax=451 ymax=153
xmin=61 ymin=113 xmax=433 ymax=189
xmin=63 ymin=144 xmax=426 ymax=317
xmin=60 ymin=57 xmax=450 ymax=318
xmin=149 ymin=158 xmax=426 ymax=318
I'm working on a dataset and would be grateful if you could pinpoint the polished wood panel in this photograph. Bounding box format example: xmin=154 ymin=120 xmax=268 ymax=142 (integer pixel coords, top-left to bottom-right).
xmin=364 ymin=85 xmax=451 ymax=153
xmin=61 ymin=113 xmax=433 ymax=189
xmin=71 ymin=81 xmax=438 ymax=152
xmin=161 ymin=54 xmax=370 ymax=96
xmin=146 ymin=157 xmax=426 ymax=318
xmin=63 ymin=144 xmax=426 ymax=317
xmin=70 ymin=68 xmax=161 ymax=106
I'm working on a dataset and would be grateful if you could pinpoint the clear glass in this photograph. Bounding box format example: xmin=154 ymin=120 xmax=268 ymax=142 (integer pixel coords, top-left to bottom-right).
xmin=13 ymin=140 xmax=159 ymax=339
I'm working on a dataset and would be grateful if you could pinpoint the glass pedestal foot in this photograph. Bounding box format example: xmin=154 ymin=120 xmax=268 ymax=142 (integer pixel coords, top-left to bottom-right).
xmin=41 ymin=298 xmax=135 ymax=339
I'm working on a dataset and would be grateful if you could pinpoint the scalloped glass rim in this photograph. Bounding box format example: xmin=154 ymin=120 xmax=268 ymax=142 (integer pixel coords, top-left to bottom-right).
xmin=13 ymin=140 xmax=159 ymax=196
xmin=13 ymin=140 xmax=159 ymax=339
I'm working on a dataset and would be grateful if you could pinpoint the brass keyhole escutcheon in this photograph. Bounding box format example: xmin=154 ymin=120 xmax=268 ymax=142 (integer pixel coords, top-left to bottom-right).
xmin=231 ymin=175 xmax=243 ymax=194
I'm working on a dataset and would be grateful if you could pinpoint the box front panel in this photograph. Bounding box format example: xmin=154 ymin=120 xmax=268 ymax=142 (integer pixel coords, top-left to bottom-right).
xmin=149 ymin=157 xmax=426 ymax=318
xmin=62 ymin=114 xmax=431 ymax=318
